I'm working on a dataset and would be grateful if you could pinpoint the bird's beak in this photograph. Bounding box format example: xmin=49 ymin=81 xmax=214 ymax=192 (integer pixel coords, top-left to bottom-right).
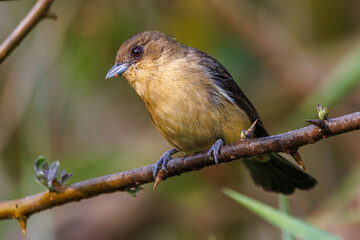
xmin=106 ymin=63 xmax=129 ymax=79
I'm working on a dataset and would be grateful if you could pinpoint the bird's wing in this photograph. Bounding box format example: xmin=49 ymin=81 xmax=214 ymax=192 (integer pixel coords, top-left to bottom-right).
xmin=197 ymin=51 xmax=269 ymax=137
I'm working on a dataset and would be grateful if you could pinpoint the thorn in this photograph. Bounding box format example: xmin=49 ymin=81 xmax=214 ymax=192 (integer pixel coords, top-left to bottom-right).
xmin=305 ymin=104 xmax=332 ymax=136
xmin=153 ymin=170 xmax=165 ymax=189
xmin=46 ymin=11 xmax=58 ymax=20
xmin=18 ymin=217 xmax=27 ymax=237
xmin=237 ymin=119 xmax=258 ymax=143
xmin=247 ymin=119 xmax=258 ymax=137
xmin=290 ymin=150 xmax=307 ymax=172
xmin=305 ymin=119 xmax=332 ymax=137
xmin=305 ymin=119 xmax=324 ymax=128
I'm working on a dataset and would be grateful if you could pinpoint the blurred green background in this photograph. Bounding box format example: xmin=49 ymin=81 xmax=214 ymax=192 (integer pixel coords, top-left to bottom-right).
xmin=1 ymin=0 xmax=360 ymax=239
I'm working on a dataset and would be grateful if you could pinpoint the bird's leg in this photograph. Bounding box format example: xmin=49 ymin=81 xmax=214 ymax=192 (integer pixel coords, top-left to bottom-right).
xmin=153 ymin=149 xmax=178 ymax=179
xmin=208 ymin=139 xmax=224 ymax=166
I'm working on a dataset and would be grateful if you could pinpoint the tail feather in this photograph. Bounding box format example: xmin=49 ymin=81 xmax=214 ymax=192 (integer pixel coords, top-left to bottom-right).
xmin=243 ymin=153 xmax=317 ymax=194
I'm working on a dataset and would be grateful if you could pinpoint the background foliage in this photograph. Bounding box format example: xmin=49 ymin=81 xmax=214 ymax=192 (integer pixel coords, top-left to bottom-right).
xmin=0 ymin=0 xmax=360 ymax=239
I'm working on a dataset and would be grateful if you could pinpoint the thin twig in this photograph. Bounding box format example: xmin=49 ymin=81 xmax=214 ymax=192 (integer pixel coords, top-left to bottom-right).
xmin=0 ymin=112 xmax=359 ymax=222
xmin=0 ymin=0 xmax=56 ymax=64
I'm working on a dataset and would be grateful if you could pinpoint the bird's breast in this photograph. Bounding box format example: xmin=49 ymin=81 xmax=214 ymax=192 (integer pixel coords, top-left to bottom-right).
xmin=128 ymin=57 xmax=252 ymax=153
xmin=143 ymin=80 xmax=252 ymax=153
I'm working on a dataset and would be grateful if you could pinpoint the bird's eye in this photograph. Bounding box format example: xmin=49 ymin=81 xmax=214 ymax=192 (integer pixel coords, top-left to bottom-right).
xmin=131 ymin=46 xmax=143 ymax=58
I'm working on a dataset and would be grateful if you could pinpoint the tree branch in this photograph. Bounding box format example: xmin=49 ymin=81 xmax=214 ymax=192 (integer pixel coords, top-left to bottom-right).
xmin=0 ymin=0 xmax=56 ymax=64
xmin=0 ymin=112 xmax=359 ymax=222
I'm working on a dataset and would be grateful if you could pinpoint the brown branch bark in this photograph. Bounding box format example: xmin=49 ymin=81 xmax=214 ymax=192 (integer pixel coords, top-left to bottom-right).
xmin=0 ymin=112 xmax=359 ymax=222
xmin=0 ymin=0 xmax=56 ymax=64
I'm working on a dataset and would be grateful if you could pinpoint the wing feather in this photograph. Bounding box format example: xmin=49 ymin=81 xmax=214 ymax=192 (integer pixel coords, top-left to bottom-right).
xmin=196 ymin=50 xmax=269 ymax=137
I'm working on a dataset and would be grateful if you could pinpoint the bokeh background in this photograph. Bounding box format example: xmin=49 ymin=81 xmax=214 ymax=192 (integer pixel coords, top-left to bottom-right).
xmin=1 ymin=0 xmax=360 ymax=239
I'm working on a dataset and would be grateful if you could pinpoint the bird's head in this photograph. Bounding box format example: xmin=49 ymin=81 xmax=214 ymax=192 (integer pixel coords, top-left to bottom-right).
xmin=106 ymin=31 xmax=185 ymax=96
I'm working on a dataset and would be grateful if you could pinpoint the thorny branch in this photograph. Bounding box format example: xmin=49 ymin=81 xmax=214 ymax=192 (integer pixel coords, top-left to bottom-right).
xmin=0 ymin=112 xmax=359 ymax=228
xmin=0 ymin=0 xmax=56 ymax=64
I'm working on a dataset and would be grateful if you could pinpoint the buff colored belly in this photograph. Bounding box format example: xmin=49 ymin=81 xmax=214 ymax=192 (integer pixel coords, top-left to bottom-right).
xmin=147 ymin=95 xmax=252 ymax=153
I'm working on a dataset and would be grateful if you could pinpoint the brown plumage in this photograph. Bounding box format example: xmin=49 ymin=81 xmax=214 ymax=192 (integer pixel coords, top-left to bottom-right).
xmin=106 ymin=31 xmax=317 ymax=194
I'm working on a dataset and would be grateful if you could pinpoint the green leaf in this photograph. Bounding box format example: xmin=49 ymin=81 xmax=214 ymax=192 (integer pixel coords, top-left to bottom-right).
xmin=223 ymin=188 xmax=340 ymax=240
xmin=48 ymin=161 xmax=60 ymax=181
xmin=34 ymin=156 xmax=49 ymax=176
xmin=126 ymin=186 xmax=143 ymax=197
xmin=34 ymin=156 xmax=74 ymax=190
xmin=316 ymin=104 xmax=329 ymax=120
xmin=35 ymin=171 xmax=49 ymax=189
xmin=60 ymin=169 xmax=72 ymax=185
xmin=279 ymin=195 xmax=295 ymax=240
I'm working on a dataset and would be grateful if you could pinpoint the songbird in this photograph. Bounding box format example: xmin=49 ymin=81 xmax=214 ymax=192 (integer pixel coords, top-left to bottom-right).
xmin=106 ymin=31 xmax=317 ymax=194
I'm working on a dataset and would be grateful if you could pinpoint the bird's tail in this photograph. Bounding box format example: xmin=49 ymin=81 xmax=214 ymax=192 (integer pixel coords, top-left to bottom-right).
xmin=242 ymin=153 xmax=317 ymax=194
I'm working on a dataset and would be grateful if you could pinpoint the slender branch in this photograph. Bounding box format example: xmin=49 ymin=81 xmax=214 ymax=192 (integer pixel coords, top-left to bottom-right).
xmin=0 ymin=112 xmax=359 ymax=221
xmin=0 ymin=0 xmax=56 ymax=64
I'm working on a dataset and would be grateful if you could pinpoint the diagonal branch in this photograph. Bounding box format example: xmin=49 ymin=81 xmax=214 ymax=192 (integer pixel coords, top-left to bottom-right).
xmin=0 ymin=112 xmax=359 ymax=222
xmin=0 ymin=0 xmax=56 ymax=64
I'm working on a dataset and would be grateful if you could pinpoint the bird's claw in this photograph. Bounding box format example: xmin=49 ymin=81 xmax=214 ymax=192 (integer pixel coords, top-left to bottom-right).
xmin=152 ymin=159 xmax=166 ymax=179
xmin=208 ymin=139 xmax=224 ymax=166
xmin=152 ymin=149 xmax=178 ymax=179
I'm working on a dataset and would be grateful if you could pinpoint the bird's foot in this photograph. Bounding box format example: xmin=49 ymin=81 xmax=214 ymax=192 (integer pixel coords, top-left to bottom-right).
xmin=208 ymin=139 xmax=224 ymax=166
xmin=152 ymin=149 xmax=178 ymax=179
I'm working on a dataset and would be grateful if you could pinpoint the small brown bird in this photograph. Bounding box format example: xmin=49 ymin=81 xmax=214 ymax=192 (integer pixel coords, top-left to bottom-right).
xmin=106 ymin=31 xmax=317 ymax=194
